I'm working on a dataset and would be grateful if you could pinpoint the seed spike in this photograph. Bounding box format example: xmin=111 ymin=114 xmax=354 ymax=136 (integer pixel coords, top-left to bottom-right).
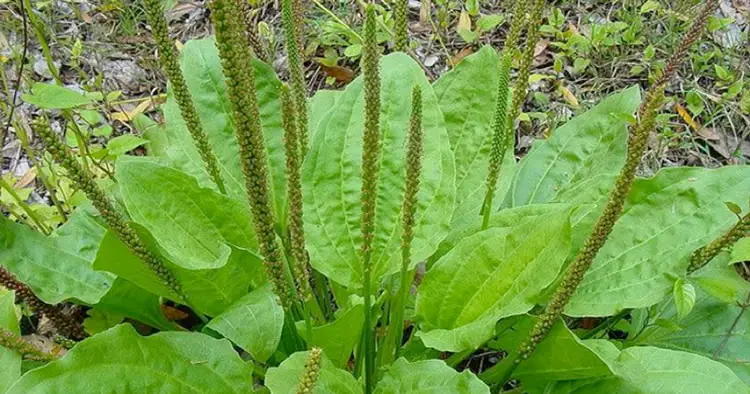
xmin=508 ymin=0 xmax=720 ymax=375
xmin=480 ymin=0 xmax=531 ymax=228
xmin=0 ymin=327 xmax=59 ymax=362
xmin=210 ymin=0 xmax=293 ymax=307
xmin=0 ymin=266 xmax=86 ymax=340
xmin=689 ymin=211 xmax=749 ymax=273
xmin=282 ymin=0 xmax=310 ymax=159
xmin=143 ymin=0 xmax=226 ymax=194
xmin=295 ymin=347 xmax=323 ymax=394
xmin=394 ymin=0 xmax=409 ymax=51
xmin=281 ymin=84 xmax=313 ymax=302
xmin=31 ymin=118 xmax=185 ymax=302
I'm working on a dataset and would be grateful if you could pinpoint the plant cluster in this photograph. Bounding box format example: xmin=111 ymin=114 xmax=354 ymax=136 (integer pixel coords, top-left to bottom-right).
xmin=1 ymin=0 xmax=749 ymax=393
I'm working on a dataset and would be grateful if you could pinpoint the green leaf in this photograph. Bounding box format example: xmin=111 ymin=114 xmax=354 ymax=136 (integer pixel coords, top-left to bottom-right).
xmin=725 ymin=201 xmax=743 ymax=215
xmin=566 ymin=166 xmax=750 ymax=316
xmin=266 ymin=350 xmax=362 ymax=394
xmin=634 ymin=287 xmax=750 ymax=385
xmin=487 ymin=316 xmax=614 ymax=384
xmin=115 ymin=156 xmax=259 ymax=270
xmin=0 ymin=289 xmax=21 ymax=393
xmin=731 ymin=238 xmax=750 ymax=263
xmin=374 ymin=358 xmax=489 ymax=393
xmin=297 ymin=300 xmax=365 ymax=367
xmin=432 ymin=46 xmax=515 ymax=230
xmin=560 ymin=346 xmax=749 ymax=394
xmin=691 ymin=252 xmax=750 ymax=304
xmin=476 ymin=14 xmax=504 ymax=32
xmin=415 ymin=210 xmax=571 ymax=352
xmin=22 ymin=83 xmax=94 ymax=109
xmin=0 ymin=215 xmax=114 ymax=305
xmin=6 ymin=324 xmax=255 ymax=393
xmin=205 ymin=285 xmax=283 ymax=362
xmin=673 ymin=279 xmax=696 ymax=319
xmin=640 ymin=0 xmax=661 ymax=14
xmin=308 ymin=89 xmax=342 ymax=141
xmin=106 ymin=135 xmax=148 ymax=157
xmin=151 ymin=38 xmax=287 ymax=221
xmin=508 ymin=87 xmax=641 ymax=249
xmin=303 ymin=52 xmax=456 ymax=289
xmin=93 ymin=278 xmax=176 ymax=331
xmin=82 ymin=309 xmax=124 ymax=335
xmin=94 ymin=221 xmax=263 ymax=316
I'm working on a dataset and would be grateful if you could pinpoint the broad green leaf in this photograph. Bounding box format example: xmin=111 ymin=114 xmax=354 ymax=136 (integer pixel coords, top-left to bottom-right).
xmin=106 ymin=134 xmax=148 ymax=157
xmin=432 ymin=46 xmax=514 ymax=228
xmin=374 ymin=358 xmax=489 ymax=393
xmin=22 ymin=83 xmax=94 ymax=109
xmin=297 ymin=301 xmax=365 ymax=367
xmin=557 ymin=346 xmax=749 ymax=394
xmin=205 ymin=285 xmax=283 ymax=362
xmin=691 ymin=252 xmax=750 ymax=303
xmin=7 ymin=324 xmax=255 ymax=393
xmin=82 ymin=309 xmax=123 ymax=335
xmin=303 ymin=52 xmax=456 ymax=289
xmin=673 ymin=279 xmax=696 ymax=319
xmin=430 ymin=203 xmax=574 ymax=264
xmin=731 ymin=238 xmax=750 ymax=263
xmin=487 ymin=316 xmax=614 ymax=384
xmin=415 ymin=210 xmax=571 ymax=351
xmin=0 ymin=289 xmax=21 ymax=393
xmin=507 ymin=87 xmax=640 ymax=229
xmin=115 ymin=156 xmax=259 ymax=270
xmin=633 ymin=288 xmax=750 ymax=385
xmin=93 ymin=221 xmax=262 ymax=316
xmin=93 ymin=278 xmax=175 ymax=332
xmin=567 ymin=166 xmax=750 ymax=316
xmin=308 ymin=89 xmax=342 ymax=141
xmin=0 ymin=215 xmax=114 ymax=305
xmin=266 ymin=350 xmax=362 ymax=394
xmin=152 ymin=38 xmax=287 ymax=221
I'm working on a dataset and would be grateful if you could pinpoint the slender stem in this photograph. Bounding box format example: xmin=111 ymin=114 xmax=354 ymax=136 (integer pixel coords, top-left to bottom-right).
xmin=0 ymin=177 xmax=50 ymax=234
xmin=15 ymin=122 xmax=67 ymax=221
xmin=23 ymin=0 xmax=62 ymax=84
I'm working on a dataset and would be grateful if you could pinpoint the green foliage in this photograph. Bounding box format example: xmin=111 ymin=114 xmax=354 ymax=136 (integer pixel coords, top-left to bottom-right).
xmin=2 ymin=2 xmax=749 ymax=392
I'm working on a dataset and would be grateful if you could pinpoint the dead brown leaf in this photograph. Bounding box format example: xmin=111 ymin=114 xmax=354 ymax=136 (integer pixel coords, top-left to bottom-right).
xmin=450 ymin=47 xmax=474 ymax=66
xmin=14 ymin=166 xmax=37 ymax=189
xmin=318 ymin=63 xmax=355 ymax=84
xmin=161 ymin=304 xmax=190 ymax=321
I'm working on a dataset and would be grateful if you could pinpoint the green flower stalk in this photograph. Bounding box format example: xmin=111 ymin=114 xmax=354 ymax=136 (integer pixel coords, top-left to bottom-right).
xmin=481 ymin=0 xmax=529 ymax=229
xmin=393 ymin=0 xmax=409 ymax=52
xmin=0 ymin=327 xmax=58 ymax=362
xmin=209 ymin=0 xmax=293 ymax=307
xmin=143 ymin=0 xmax=227 ymax=194
xmin=1 ymin=266 xmax=86 ymax=340
xmin=281 ymin=85 xmax=313 ymax=302
xmin=508 ymin=0 xmax=546 ymax=126
xmin=282 ymin=0 xmax=310 ymax=158
xmin=507 ymin=0 xmax=720 ymax=376
xmin=689 ymin=211 xmax=749 ymax=273
xmin=31 ymin=118 xmax=185 ymax=303
xmin=295 ymin=347 xmax=323 ymax=394
xmin=360 ymin=6 xmax=381 ymax=393
xmin=382 ymin=85 xmax=423 ymax=366
xmin=238 ymin=0 xmax=271 ymax=63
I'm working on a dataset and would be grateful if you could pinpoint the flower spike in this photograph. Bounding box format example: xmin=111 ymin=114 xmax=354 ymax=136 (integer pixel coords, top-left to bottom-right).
xmin=394 ymin=0 xmax=409 ymax=52
xmin=689 ymin=211 xmax=749 ymax=273
xmin=0 ymin=327 xmax=59 ymax=362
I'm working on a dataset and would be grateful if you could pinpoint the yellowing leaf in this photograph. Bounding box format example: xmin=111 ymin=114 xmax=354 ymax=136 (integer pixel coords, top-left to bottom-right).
xmin=674 ymin=102 xmax=700 ymax=131
xmin=559 ymin=85 xmax=580 ymax=108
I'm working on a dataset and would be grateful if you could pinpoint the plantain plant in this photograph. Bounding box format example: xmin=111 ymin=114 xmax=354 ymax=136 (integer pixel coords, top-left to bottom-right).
xmin=1 ymin=0 xmax=749 ymax=393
